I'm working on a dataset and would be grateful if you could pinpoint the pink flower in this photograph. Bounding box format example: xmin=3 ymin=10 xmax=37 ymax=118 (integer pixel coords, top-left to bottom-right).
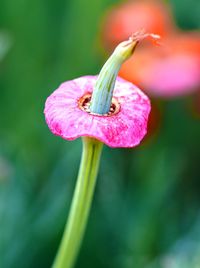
xmin=44 ymin=75 xmax=151 ymax=148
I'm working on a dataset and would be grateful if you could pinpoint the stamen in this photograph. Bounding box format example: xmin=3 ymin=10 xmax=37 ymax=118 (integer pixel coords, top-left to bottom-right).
xmin=78 ymin=93 xmax=120 ymax=116
xmin=130 ymin=29 xmax=161 ymax=46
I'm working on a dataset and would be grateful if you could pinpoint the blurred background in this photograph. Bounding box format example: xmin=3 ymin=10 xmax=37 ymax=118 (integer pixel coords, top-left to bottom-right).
xmin=1 ymin=0 xmax=200 ymax=267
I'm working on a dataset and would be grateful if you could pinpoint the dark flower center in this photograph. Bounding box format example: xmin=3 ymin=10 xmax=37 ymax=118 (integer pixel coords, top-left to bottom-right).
xmin=78 ymin=93 xmax=120 ymax=116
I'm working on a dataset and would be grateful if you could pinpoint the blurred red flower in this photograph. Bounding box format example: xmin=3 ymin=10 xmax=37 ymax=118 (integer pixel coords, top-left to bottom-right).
xmin=102 ymin=0 xmax=174 ymax=51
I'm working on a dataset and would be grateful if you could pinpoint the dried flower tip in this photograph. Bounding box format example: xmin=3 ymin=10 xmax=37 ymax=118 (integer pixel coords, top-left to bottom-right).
xmin=130 ymin=29 xmax=161 ymax=46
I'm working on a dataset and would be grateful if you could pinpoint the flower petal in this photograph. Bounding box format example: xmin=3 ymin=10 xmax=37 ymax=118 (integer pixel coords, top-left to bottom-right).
xmin=44 ymin=76 xmax=151 ymax=148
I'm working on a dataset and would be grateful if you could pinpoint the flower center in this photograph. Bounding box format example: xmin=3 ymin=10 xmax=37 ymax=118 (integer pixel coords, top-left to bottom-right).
xmin=78 ymin=93 xmax=120 ymax=116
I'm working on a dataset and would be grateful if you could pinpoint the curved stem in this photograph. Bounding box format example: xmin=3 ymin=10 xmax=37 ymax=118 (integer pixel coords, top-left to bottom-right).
xmin=90 ymin=37 xmax=138 ymax=115
xmin=52 ymin=137 xmax=103 ymax=268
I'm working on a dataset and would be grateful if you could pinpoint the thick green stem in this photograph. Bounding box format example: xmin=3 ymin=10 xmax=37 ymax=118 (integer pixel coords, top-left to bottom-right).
xmin=52 ymin=137 xmax=103 ymax=268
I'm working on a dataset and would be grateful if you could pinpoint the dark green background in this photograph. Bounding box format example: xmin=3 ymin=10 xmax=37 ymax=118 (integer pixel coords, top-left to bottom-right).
xmin=0 ymin=0 xmax=200 ymax=267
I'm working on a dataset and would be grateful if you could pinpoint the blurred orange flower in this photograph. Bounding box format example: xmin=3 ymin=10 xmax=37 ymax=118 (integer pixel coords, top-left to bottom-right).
xmin=119 ymin=33 xmax=200 ymax=98
xmin=102 ymin=0 xmax=175 ymax=51
xmin=102 ymin=0 xmax=200 ymax=99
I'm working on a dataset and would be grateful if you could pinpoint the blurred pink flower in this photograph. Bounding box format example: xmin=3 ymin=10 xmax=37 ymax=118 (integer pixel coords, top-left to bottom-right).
xmin=119 ymin=33 xmax=200 ymax=98
xmin=140 ymin=53 xmax=200 ymax=98
xmin=44 ymin=75 xmax=151 ymax=148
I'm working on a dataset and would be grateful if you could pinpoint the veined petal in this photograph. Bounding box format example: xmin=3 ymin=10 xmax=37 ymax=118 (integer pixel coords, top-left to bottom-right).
xmin=44 ymin=76 xmax=151 ymax=148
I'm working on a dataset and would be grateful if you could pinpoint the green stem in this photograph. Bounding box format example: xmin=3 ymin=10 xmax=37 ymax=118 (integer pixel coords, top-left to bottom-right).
xmin=90 ymin=37 xmax=138 ymax=115
xmin=52 ymin=137 xmax=103 ymax=268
